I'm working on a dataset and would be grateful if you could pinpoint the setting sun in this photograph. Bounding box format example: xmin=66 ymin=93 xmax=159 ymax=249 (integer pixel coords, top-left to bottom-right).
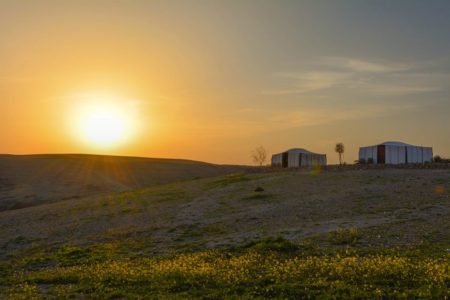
xmin=80 ymin=108 xmax=127 ymax=147
xmin=71 ymin=94 xmax=138 ymax=149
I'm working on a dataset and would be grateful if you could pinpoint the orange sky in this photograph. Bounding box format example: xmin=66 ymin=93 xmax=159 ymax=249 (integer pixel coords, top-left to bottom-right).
xmin=1 ymin=1 xmax=449 ymax=164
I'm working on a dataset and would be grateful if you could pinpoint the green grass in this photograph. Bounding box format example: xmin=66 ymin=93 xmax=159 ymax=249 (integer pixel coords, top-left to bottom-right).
xmin=1 ymin=238 xmax=448 ymax=299
xmin=243 ymin=237 xmax=300 ymax=253
xmin=327 ymin=228 xmax=363 ymax=246
xmin=241 ymin=193 xmax=274 ymax=201
xmin=206 ymin=173 xmax=254 ymax=189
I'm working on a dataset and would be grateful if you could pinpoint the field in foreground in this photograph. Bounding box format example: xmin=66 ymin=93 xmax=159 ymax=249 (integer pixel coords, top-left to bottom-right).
xmin=2 ymin=239 xmax=449 ymax=299
xmin=2 ymin=238 xmax=450 ymax=299
xmin=0 ymin=166 xmax=449 ymax=298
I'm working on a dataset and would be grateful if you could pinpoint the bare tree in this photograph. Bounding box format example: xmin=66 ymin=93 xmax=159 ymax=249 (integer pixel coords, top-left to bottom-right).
xmin=251 ymin=146 xmax=267 ymax=166
xmin=335 ymin=142 xmax=345 ymax=166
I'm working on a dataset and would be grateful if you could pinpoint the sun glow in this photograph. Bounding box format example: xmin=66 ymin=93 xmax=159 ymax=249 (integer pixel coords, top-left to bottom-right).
xmin=72 ymin=93 xmax=138 ymax=149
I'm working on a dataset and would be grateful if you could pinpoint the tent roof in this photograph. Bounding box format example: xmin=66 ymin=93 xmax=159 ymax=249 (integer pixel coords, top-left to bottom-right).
xmin=380 ymin=141 xmax=413 ymax=146
xmin=362 ymin=141 xmax=431 ymax=148
xmin=272 ymin=148 xmax=324 ymax=155
xmin=286 ymin=148 xmax=315 ymax=154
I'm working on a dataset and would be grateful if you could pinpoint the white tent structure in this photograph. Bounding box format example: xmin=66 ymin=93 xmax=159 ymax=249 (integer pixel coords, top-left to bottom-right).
xmin=359 ymin=141 xmax=433 ymax=164
xmin=271 ymin=148 xmax=327 ymax=168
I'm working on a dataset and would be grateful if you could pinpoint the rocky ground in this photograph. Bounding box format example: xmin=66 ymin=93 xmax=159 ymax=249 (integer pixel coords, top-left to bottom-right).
xmin=1 ymin=167 xmax=448 ymax=258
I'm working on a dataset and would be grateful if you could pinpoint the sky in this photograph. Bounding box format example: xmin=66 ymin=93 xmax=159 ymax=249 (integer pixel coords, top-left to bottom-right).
xmin=1 ymin=0 xmax=449 ymax=164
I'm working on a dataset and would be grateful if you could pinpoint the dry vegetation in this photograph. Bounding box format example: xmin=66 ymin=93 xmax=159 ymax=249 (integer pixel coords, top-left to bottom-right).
xmin=0 ymin=158 xmax=449 ymax=298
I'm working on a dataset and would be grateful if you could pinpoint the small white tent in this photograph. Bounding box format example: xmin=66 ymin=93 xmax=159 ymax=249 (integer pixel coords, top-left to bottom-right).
xmin=271 ymin=148 xmax=327 ymax=168
xmin=359 ymin=141 xmax=433 ymax=164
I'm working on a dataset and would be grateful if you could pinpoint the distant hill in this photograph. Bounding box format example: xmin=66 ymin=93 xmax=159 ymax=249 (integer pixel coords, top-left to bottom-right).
xmin=0 ymin=154 xmax=244 ymax=211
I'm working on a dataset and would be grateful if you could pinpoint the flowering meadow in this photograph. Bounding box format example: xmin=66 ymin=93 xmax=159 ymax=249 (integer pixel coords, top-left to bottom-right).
xmin=2 ymin=239 xmax=449 ymax=299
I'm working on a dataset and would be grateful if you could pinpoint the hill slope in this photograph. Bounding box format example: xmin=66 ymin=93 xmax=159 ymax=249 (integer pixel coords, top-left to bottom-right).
xmin=0 ymin=154 xmax=243 ymax=211
xmin=0 ymin=168 xmax=449 ymax=298
xmin=1 ymin=168 xmax=448 ymax=256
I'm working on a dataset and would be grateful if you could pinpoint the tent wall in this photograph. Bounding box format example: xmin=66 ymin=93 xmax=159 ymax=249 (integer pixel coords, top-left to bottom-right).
xmin=398 ymin=147 xmax=406 ymax=164
xmin=377 ymin=145 xmax=386 ymax=164
xmin=300 ymin=153 xmax=310 ymax=167
xmin=282 ymin=152 xmax=288 ymax=168
xmin=407 ymin=146 xmax=417 ymax=163
xmin=386 ymin=146 xmax=406 ymax=164
xmin=298 ymin=153 xmax=326 ymax=167
xmin=272 ymin=151 xmax=327 ymax=168
xmin=271 ymin=153 xmax=283 ymax=167
xmin=406 ymin=146 xmax=433 ymax=163
xmin=406 ymin=146 xmax=420 ymax=163
xmin=423 ymin=147 xmax=433 ymax=163
xmin=272 ymin=147 xmax=327 ymax=168
xmin=359 ymin=146 xmax=377 ymax=163
xmin=359 ymin=144 xmax=433 ymax=164
xmin=358 ymin=148 xmax=364 ymax=162
xmin=318 ymin=155 xmax=327 ymax=166
xmin=287 ymin=152 xmax=300 ymax=168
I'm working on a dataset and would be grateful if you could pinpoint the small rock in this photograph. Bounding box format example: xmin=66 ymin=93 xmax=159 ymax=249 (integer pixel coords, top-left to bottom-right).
xmin=254 ymin=187 xmax=264 ymax=192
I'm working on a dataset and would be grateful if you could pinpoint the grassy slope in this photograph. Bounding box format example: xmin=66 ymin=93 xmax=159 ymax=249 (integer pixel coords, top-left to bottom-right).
xmin=0 ymin=169 xmax=449 ymax=298
xmin=0 ymin=154 xmax=243 ymax=211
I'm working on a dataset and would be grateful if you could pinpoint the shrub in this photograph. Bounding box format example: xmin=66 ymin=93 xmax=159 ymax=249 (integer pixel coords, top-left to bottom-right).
xmin=250 ymin=237 xmax=300 ymax=253
xmin=433 ymin=155 xmax=450 ymax=163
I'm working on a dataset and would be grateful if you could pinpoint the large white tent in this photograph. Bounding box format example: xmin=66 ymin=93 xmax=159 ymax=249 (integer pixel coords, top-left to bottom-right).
xmin=359 ymin=141 xmax=433 ymax=164
xmin=271 ymin=148 xmax=327 ymax=168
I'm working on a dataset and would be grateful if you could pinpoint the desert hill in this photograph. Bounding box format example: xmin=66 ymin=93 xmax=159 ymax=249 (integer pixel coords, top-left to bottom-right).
xmin=0 ymin=154 xmax=244 ymax=211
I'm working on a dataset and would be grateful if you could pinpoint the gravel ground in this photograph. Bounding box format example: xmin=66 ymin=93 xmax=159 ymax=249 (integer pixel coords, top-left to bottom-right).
xmin=0 ymin=168 xmax=448 ymax=257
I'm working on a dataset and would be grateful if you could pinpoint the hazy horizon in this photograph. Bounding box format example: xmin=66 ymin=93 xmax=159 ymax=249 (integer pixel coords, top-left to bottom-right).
xmin=1 ymin=0 xmax=449 ymax=164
